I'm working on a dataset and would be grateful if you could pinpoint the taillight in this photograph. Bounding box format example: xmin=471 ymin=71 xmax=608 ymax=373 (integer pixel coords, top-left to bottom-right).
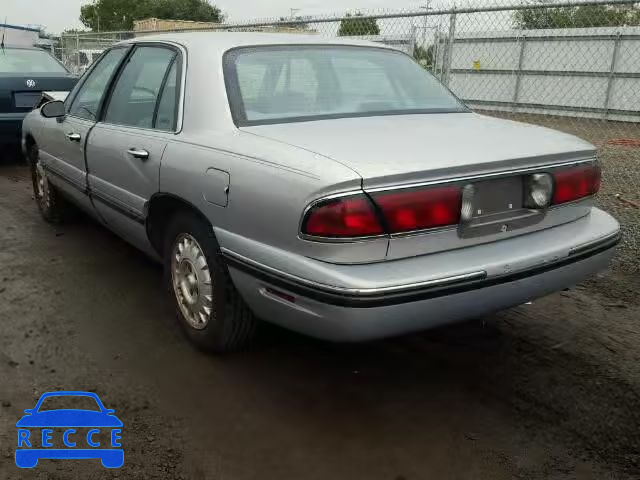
xmin=302 ymin=187 xmax=462 ymax=238
xmin=302 ymin=194 xmax=384 ymax=238
xmin=552 ymin=164 xmax=601 ymax=205
xmin=371 ymin=186 xmax=461 ymax=233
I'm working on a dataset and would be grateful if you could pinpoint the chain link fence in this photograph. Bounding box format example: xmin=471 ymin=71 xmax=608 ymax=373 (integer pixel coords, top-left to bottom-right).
xmin=60 ymin=0 xmax=639 ymax=272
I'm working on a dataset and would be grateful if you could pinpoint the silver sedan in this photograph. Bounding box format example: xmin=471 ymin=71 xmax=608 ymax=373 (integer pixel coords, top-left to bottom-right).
xmin=22 ymin=33 xmax=620 ymax=352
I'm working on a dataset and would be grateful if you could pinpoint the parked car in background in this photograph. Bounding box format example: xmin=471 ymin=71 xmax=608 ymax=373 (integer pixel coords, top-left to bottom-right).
xmin=22 ymin=33 xmax=620 ymax=352
xmin=0 ymin=46 xmax=77 ymax=150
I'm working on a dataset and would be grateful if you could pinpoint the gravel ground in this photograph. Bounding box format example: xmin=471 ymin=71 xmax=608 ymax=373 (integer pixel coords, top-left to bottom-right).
xmin=1 ymin=159 xmax=639 ymax=479
xmin=484 ymin=112 xmax=640 ymax=275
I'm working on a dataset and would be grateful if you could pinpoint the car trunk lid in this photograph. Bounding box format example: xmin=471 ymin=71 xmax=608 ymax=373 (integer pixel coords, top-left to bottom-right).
xmin=0 ymin=74 xmax=77 ymax=113
xmin=242 ymin=112 xmax=596 ymax=188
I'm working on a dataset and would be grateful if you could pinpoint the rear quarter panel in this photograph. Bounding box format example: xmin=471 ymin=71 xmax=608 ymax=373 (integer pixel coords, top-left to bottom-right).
xmin=159 ymin=131 xmax=389 ymax=263
xmin=21 ymin=109 xmax=43 ymax=143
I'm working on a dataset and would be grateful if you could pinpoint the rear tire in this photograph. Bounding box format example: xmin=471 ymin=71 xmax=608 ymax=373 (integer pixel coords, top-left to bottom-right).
xmin=27 ymin=142 xmax=73 ymax=224
xmin=163 ymin=211 xmax=257 ymax=352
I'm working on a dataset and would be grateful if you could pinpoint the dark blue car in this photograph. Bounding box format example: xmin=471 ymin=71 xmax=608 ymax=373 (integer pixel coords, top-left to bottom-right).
xmin=15 ymin=391 xmax=123 ymax=468
xmin=0 ymin=45 xmax=77 ymax=149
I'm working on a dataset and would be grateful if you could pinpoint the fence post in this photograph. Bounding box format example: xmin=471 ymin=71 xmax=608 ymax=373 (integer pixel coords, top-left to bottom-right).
xmin=603 ymin=32 xmax=621 ymax=121
xmin=443 ymin=10 xmax=457 ymax=87
xmin=60 ymin=35 xmax=66 ymax=66
xmin=431 ymin=29 xmax=440 ymax=78
xmin=512 ymin=35 xmax=527 ymax=111
xmin=411 ymin=24 xmax=418 ymax=57
xmin=76 ymin=32 xmax=80 ymax=76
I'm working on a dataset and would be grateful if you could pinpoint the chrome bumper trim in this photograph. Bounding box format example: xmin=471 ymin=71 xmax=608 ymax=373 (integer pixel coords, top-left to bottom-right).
xmin=221 ymin=247 xmax=487 ymax=297
xmin=569 ymin=231 xmax=621 ymax=257
xmin=222 ymin=230 xmax=619 ymax=308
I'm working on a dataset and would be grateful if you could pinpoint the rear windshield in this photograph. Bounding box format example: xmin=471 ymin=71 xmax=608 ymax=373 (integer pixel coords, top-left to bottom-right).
xmin=0 ymin=48 xmax=68 ymax=74
xmin=224 ymin=45 xmax=467 ymax=126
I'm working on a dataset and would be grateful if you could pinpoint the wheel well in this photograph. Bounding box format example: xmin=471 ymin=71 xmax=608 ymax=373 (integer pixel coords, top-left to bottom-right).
xmin=21 ymin=134 xmax=37 ymax=163
xmin=24 ymin=134 xmax=36 ymax=156
xmin=25 ymin=134 xmax=36 ymax=148
xmin=146 ymin=195 xmax=211 ymax=257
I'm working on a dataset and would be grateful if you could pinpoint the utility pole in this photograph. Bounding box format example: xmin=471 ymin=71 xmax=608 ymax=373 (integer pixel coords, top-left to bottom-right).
xmin=289 ymin=8 xmax=300 ymax=20
xmin=93 ymin=0 xmax=100 ymax=32
xmin=420 ymin=2 xmax=433 ymax=47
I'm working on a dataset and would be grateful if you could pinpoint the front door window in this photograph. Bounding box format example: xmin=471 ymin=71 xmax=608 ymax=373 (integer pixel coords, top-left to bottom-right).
xmin=68 ymin=48 xmax=128 ymax=121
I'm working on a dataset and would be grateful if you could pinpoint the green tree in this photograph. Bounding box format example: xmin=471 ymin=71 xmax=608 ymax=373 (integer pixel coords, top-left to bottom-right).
xmin=338 ymin=13 xmax=380 ymax=36
xmin=80 ymin=0 xmax=223 ymax=32
xmin=514 ymin=4 xmax=640 ymax=29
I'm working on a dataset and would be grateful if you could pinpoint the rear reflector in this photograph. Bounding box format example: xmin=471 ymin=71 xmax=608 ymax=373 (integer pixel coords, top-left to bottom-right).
xmin=265 ymin=287 xmax=296 ymax=304
xmin=302 ymin=194 xmax=384 ymax=238
xmin=372 ymin=186 xmax=462 ymax=233
xmin=552 ymin=164 xmax=601 ymax=205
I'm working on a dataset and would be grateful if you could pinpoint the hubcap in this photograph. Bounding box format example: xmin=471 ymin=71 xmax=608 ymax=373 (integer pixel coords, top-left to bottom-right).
xmin=171 ymin=234 xmax=214 ymax=330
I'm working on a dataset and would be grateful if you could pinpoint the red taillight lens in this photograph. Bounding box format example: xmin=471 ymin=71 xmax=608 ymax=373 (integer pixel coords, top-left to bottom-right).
xmin=302 ymin=195 xmax=383 ymax=237
xmin=372 ymin=186 xmax=461 ymax=233
xmin=552 ymin=164 xmax=601 ymax=205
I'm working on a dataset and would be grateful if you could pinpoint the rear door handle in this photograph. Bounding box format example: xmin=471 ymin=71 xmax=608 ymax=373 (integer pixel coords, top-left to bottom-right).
xmin=127 ymin=148 xmax=149 ymax=160
xmin=66 ymin=133 xmax=81 ymax=142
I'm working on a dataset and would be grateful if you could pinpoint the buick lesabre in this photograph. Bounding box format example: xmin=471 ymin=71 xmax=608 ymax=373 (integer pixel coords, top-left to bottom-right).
xmin=22 ymin=33 xmax=620 ymax=352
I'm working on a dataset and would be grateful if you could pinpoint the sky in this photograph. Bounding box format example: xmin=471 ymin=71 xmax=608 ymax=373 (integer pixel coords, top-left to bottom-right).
xmin=0 ymin=0 xmax=444 ymax=34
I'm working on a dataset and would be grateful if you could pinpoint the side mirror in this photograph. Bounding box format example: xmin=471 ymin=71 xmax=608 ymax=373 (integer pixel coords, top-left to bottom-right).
xmin=41 ymin=100 xmax=66 ymax=119
xmin=24 ymin=409 xmax=34 ymax=415
xmin=105 ymin=409 xmax=115 ymax=414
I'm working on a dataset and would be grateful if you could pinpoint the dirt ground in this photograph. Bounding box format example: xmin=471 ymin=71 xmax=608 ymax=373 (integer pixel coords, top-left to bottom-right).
xmin=0 ymin=156 xmax=639 ymax=479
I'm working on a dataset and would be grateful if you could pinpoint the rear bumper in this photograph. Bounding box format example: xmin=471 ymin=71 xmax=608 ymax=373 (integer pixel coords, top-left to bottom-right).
xmin=0 ymin=112 xmax=27 ymax=143
xmin=224 ymin=208 xmax=620 ymax=341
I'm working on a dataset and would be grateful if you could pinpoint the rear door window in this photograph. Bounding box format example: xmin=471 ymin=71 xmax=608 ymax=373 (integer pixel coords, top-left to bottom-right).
xmin=102 ymin=46 xmax=177 ymax=130
xmin=154 ymin=60 xmax=180 ymax=131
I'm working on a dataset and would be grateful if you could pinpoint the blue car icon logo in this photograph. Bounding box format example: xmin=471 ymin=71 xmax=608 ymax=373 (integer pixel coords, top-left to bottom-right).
xmin=15 ymin=391 xmax=123 ymax=468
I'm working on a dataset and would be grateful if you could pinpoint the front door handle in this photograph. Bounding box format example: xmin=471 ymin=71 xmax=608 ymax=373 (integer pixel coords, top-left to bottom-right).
xmin=127 ymin=148 xmax=149 ymax=160
xmin=66 ymin=133 xmax=81 ymax=142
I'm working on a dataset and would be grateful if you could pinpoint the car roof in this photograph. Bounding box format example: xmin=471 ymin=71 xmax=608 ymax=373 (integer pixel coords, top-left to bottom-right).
xmin=2 ymin=45 xmax=45 ymax=50
xmin=120 ymin=31 xmax=396 ymax=55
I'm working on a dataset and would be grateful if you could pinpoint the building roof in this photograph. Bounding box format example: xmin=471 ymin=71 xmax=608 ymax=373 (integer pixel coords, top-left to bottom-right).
xmin=0 ymin=23 xmax=41 ymax=33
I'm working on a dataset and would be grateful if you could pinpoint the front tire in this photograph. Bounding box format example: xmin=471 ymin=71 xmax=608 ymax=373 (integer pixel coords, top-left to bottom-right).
xmin=27 ymin=143 xmax=73 ymax=224
xmin=163 ymin=212 xmax=257 ymax=352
